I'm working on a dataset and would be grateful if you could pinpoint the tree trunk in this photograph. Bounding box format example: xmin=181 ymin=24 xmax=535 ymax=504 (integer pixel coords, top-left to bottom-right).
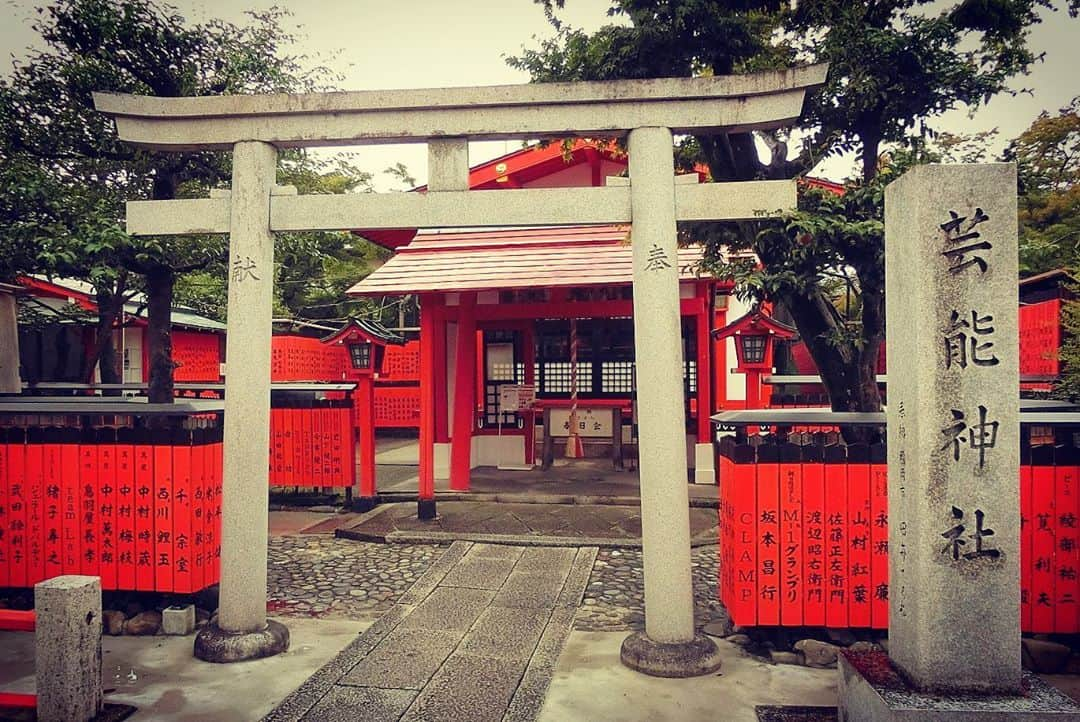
xmin=780 ymin=285 xmax=884 ymax=444
xmin=146 ymin=266 xmax=174 ymax=404
xmin=84 ymin=275 xmax=128 ymax=388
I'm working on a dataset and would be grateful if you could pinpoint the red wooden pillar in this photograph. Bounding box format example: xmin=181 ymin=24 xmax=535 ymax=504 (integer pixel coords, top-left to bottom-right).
xmin=746 ymin=369 xmax=764 ymax=409
xmin=357 ymin=375 xmax=376 ymax=499
xmin=433 ymin=304 xmax=449 ymax=444
xmin=695 ymin=287 xmax=711 ymax=443
xmin=450 ymin=293 xmax=477 ymax=491
xmin=417 ymin=294 xmax=437 ymax=519
xmin=712 ymin=301 xmax=728 ymax=410
xmin=522 ymin=322 xmax=537 ymax=466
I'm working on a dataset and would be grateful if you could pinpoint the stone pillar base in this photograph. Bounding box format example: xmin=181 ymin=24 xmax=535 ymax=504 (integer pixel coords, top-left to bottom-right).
xmin=418 ymin=498 xmax=437 ymax=520
xmin=353 ymin=496 xmax=378 ymax=513
xmin=838 ymin=651 xmax=1080 ymax=721
xmin=619 ymin=631 xmax=723 ymax=678
xmin=194 ymin=619 xmax=289 ymax=663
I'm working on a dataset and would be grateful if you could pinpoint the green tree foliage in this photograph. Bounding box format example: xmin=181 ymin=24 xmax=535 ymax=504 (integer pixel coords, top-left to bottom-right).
xmin=1003 ymin=97 xmax=1080 ymax=275
xmin=0 ymin=0 xmax=335 ymax=399
xmin=172 ymin=156 xmax=397 ymax=325
xmin=510 ymin=0 xmax=1077 ymax=421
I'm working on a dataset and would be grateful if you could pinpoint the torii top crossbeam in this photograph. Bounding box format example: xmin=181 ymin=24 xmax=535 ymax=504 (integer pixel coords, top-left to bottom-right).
xmin=92 ymin=65 xmax=826 ymax=238
xmin=94 ymin=64 xmax=826 ymax=150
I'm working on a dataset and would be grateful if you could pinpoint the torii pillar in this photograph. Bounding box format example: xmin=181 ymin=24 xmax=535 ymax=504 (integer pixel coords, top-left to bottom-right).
xmin=193 ymin=141 xmax=289 ymax=662
xmin=618 ymin=127 xmax=723 ymax=676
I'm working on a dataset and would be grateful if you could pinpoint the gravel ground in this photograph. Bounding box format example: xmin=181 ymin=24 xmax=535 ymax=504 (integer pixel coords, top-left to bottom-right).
xmin=266 ymin=536 xmax=447 ymax=620
xmin=264 ymin=535 xmax=725 ymax=631
xmin=574 ymin=544 xmax=727 ymax=632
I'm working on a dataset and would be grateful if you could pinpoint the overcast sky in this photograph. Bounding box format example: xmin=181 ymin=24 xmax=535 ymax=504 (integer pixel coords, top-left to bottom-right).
xmin=2 ymin=0 xmax=1078 ymax=186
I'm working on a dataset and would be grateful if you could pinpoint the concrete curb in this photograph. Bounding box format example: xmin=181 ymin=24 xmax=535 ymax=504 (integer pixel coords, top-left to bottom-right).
xmin=335 ymin=528 xmax=719 ymax=549
xmin=371 ymin=491 xmax=719 ymax=509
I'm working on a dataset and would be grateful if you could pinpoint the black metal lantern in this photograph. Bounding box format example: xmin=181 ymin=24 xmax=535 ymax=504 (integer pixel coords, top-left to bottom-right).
xmin=737 ymin=334 xmax=768 ymax=366
xmin=347 ymin=340 xmax=373 ymax=370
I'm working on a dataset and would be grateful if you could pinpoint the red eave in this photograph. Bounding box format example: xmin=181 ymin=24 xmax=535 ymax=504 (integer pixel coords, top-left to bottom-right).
xmin=348 ymin=225 xmax=710 ymax=296
xmin=18 ymin=276 xmax=97 ymax=312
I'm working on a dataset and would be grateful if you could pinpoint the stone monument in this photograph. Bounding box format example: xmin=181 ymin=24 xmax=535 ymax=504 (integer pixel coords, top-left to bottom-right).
xmin=838 ymin=163 xmax=1080 ymax=720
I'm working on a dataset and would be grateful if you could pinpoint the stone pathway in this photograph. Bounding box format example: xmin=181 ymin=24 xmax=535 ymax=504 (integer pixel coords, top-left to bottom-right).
xmin=574 ymin=545 xmax=726 ymax=632
xmin=264 ymin=541 xmax=597 ymax=722
xmin=267 ymin=536 xmax=447 ymax=620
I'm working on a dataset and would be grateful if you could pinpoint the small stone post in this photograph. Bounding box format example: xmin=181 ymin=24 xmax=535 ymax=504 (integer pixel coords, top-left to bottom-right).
xmin=620 ymin=126 xmax=722 ymax=677
xmin=195 ymin=140 xmax=289 ymax=662
xmin=35 ymin=575 xmax=102 ymax=722
xmin=885 ymin=163 xmax=1020 ymax=693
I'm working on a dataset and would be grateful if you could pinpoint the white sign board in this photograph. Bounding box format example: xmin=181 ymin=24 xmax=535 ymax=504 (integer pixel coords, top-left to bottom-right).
xmin=498 ymin=384 xmax=536 ymax=411
xmin=549 ymin=407 xmax=613 ymax=438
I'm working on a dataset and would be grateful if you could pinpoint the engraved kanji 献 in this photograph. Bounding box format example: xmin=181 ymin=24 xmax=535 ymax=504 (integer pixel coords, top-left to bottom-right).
xmin=231 ymin=255 xmax=260 ymax=283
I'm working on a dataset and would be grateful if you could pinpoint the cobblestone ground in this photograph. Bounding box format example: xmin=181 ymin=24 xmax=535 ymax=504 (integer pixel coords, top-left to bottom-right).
xmin=266 ymin=536 xmax=447 ymax=620
xmin=574 ymin=545 xmax=726 ymax=632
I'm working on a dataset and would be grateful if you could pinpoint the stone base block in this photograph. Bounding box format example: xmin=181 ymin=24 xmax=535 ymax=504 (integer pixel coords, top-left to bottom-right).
xmin=162 ymin=604 xmax=195 ymax=635
xmin=194 ymin=619 xmax=289 ymax=663
xmin=838 ymin=651 xmax=1080 ymax=722
xmin=619 ymin=631 xmax=723 ymax=678
xmin=418 ymin=498 xmax=437 ymax=520
xmin=353 ymin=495 xmax=378 ymax=513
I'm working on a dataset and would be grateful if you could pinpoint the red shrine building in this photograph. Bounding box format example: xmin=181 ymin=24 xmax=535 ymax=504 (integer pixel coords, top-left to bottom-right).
xmin=348 ymin=140 xmax=1067 ymax=495
xmin=348 ymin=140 xmax=779 ymax=490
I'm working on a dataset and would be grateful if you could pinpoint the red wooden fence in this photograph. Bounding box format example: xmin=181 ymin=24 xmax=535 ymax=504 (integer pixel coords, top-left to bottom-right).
xmin=719 ymin=438 xmax=1080 ymax=633
xmin=268 ymin=399 xmax=355 ymax=487
xmin=0 ymin=426 xmax=222 ymax=594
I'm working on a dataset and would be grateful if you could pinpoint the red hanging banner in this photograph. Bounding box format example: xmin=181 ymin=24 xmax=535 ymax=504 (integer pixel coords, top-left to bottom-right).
xmin=869 ymin=443 xmax=889 ymax=629
xmin=24 ymin=429 xmax=45 ymax=585
xmin=171 ymin=429 xmax=193 ymax=594
xmin=847 ymin=444 xmax=872 ymax=628
xmin=1031 ymin=445 xmax=1056 ymax=633
xmin=41 ymin=428 xmax=63 ymax=577
xmin=97 ymin=428 xmax=118 ymax=590
xmin=729 ymin=443 xmax=757 ymax=626
xmin=116 ymin=428 xmax=137 ymax=591
xmin=824 ymin=444 xmax=848 ymax=629
xmin=7 ymin=428 xmax=27 ymax=588
xmin=778 ymin=443 xmax=803 ymax=626
xmin=153 ymin=436 xmax=174 ymax=592
xmin=134 ymin=429 xmax=155 ymax=592
xmin=801 ymin=443 xmax=826 ymax=627
xmin=756 ymin=443 xmax=781 ymax=626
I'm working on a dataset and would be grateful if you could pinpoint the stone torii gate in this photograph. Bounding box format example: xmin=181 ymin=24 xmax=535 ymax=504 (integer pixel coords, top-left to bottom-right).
xmin=94 ymin=65 xmax=825 ymax=671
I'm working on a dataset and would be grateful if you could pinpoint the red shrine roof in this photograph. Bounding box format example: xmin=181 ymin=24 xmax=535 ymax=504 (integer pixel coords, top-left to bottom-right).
xmin=347 ymin=225 xmax=710 ymax=296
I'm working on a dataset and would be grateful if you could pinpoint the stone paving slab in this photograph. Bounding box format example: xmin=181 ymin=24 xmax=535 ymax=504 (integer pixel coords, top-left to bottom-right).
xmin=458 ymin=607 xmax=551 ymax=661
xmin=265 ymin=539 xmax=598 ymax=722
xmin=338 ymin=628 xmax=463 ymax=690
xmin=465 ymin=543 xmax=527 ymax=561
xmin=513 ymin=547 xmax=577 ymax=576
xmin=300 ymin=686 xmax=417 ymax=722
xmin=399 ymin=587 xmax=495 ymax=632
xmin=399 ymin=654 xmax=529 ymax=722
xmin=439 ymin=556 xmax=519 ymax=590
xmin=492 ymin=572 xmax=565 ymax=609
